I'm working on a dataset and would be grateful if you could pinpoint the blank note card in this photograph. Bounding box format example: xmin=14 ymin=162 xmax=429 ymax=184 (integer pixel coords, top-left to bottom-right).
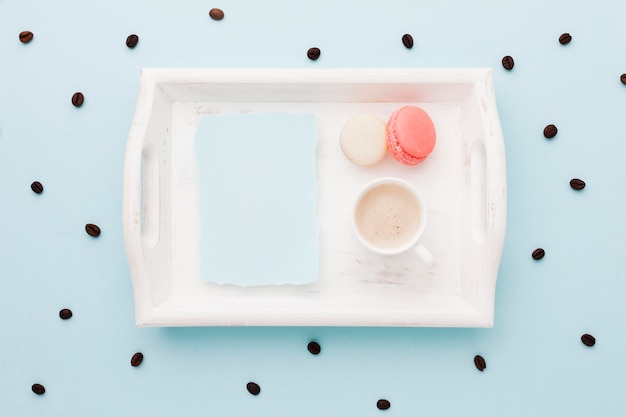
xmin=194 ymin=112 xmax=319 ymax=286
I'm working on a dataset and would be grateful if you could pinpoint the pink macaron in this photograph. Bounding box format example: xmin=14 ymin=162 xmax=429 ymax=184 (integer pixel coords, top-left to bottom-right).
xmin=387 ymin=105 xmax=436 ymax=165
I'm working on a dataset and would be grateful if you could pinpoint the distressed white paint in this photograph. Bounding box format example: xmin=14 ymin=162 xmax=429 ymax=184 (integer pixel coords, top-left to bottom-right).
xmin=123 ymin=68 xmax=506 ymax=327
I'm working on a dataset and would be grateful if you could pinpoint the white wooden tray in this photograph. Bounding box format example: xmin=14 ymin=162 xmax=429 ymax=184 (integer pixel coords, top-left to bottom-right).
xmin=123 ymin=68 xmax=506 ymax=327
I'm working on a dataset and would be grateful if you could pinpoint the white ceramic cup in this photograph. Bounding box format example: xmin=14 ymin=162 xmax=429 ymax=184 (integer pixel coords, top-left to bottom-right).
xmin=352 ymin=177 xmax=435 ymax=268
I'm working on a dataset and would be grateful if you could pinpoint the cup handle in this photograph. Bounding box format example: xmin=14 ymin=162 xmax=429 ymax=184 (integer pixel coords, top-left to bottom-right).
xmin=413 ymin=243 xmax=436 ymax=269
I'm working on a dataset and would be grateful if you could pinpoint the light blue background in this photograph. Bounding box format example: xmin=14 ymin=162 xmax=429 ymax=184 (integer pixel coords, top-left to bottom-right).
xmin=1 ymin=0 xmax=625 ymax=415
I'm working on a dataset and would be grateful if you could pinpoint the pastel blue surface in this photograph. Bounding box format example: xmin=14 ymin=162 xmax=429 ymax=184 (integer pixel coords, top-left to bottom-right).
xmin=195 ymin=113 xmax=318 ymax=286
xmin=1 ymin=0 xmax=626 ymax=416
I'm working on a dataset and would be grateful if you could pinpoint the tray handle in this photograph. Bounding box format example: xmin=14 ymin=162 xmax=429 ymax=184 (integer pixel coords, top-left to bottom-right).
xmin=123 ymin=142 xmax=160 ymax=248
xmin=470 ymin=140 xmax=488 ymax=243
xmin=140 ymin=145 xmax=160 ymax=248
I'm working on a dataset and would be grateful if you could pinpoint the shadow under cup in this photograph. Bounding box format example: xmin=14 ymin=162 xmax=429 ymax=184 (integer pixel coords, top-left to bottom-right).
xmin=352 ymin=177 xmax=428 ymax=256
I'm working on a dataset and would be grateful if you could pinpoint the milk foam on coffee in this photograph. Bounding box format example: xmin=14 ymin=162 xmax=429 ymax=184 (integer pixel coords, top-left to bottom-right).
xmin=355 ymin=183 xmax=421 ymax=250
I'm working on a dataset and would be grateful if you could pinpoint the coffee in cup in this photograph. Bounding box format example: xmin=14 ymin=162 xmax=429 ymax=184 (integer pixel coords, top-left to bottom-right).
xmin=352 ymin=177 xmax=435 ymax=267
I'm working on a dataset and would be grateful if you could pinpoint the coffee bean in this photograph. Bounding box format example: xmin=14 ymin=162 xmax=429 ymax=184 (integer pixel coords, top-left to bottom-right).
xmin=246 ymin=382 xmax=261 ymax=395
xmin=72 ymin=92 xmax=84 ymax=107
xmin=126 ymin=34 xmax=139 ymax=49
xmin=581 ymin=333 xmax=596 ymax=347
xmin=209 ymin=8 xmax=224 ymax=20
xmin=543 ymin=124 xmax=558 ymax=139
xmin=402 ymin=33 xmax=414 ymax=49
xmin=620 ymin=73 xmax=626 ymax=85
xmin=532 ymin=248 xmax=545 ymax=260
xmin=377 ymin=399 xmax=391 ymax=410
xmin=307 ymin=341 xmax=321 ymax=355
xmin=570 ymin=178 xmax=585 ymax=190
xmin=307 ymin=47 xmax=321 ymax=61
xmin=32 ymin=383 xmax=45 ymax=395
xmin=31 ymin=181 xmax=44 ymax=194
xmin=85 ymin=223 xmax=101 ymax=237
xmin=474 ymin=355 xmax=486 ymax=371
xmin=559 ymin=33 xmax=572 ymax=45
xmin=502 ymin=55 xmax=514 ymax=70
xmin=59 ymin=308 xmax=73 ymax=320
xmin=20 ymin=31 xmax=34 ymax=43
xmin=130 ymin=352 xmax=144 ymax=367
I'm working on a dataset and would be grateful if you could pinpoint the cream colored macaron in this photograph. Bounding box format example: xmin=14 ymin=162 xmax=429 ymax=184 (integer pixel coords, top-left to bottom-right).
xmin=340 ymin=114 xmax=388 ymax=166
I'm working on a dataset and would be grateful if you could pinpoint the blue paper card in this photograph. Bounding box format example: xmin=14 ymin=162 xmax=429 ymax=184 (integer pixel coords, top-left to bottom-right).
xmin=194 ymin=112 xmax=319 ymax=286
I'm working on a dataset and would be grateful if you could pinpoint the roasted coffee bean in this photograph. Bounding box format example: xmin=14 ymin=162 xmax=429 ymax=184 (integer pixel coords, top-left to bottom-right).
xmin=59 ymin=308 xmax=73 ymax=320
xmin=126 ymin=34 xmax=139 ymax=48
xmin=72 ymin=92 xmax=84 ymax=107
xmin=402 ymin=33 xmax=414 ymax=49
xmin=307 ymin=47 xmax=321 ymax=61
xmin=621 ymin=73 xmax=626 ymax=85
xmin=474 ymin=355 xmax=487 ymax=371
xmin=559 ymin=33 xmax=572 ymax=45
xmin=20 ymin=31 xmax=34 ymax=43
xmin=543 ymin=124 xmax=558 ymax=139
xmin=85 ymin=223 xmax=101 ymax=237
xmin=581 ymin=333 xmax=596 ymax=347
xmin=570 ymin=178 xmax=585 ymax=190
xmin=532 ymin=248 xmax=545 ymax=260
xmin=502 ymin=55 xmax=514 ymax=70
xmin=377 ymin=399 xmax=391 ymax=410
xmin=32 ymin=383 xmax=45 ymax=395
xmin=31 ymin=181 xmax=44 ymax=194
xmin=307 ymin=341 xmax=321 ymax=355
xmin=209 ymin=8 xmax=224 ymax=20
xmin=130 ymin=352 xmax=144 ymax=367
xmin=246 ymin=382 xmax=261 ymax=395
